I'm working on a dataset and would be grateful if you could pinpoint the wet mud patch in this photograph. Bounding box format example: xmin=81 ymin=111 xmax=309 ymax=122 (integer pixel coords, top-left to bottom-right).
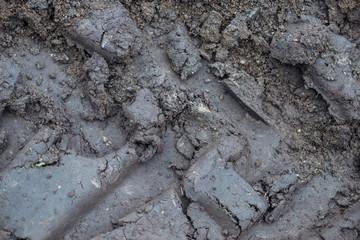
xmin=1 ymin=0 xmax=360 ymax=239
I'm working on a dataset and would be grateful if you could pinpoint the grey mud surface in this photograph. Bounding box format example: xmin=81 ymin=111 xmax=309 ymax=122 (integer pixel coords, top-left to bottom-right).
xmin=0 ymin=0 xmax=360 ymax=239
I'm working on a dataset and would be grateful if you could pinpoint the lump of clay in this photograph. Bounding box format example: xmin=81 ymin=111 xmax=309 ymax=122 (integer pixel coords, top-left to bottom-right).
xmin=123 ymin=89 xmax=165 ymax=129
xmin=222 ymin=14 xmax=251 ymax=49
xmin=270 ymin=17 xmax=329 ymax=65
xmin=270 ymin=16 xmax=360 ymax=123
xmin=83 ymin=52 xmax=110 ymax=84
xmin=209 ymin=62 xmax=271 ymax=125
xmin=184 ymin=136 xmax=267 ymax=235
xmin=82 ymin=53 xmax=116 ymax=120
xmin=167 ymin=24 xmax=202 ymax=80
xmin=200 ymin=11 xmax=223 ymax=43
xmin=303 ymin=40 xmax=360 ymax=123
xmin=123 ymin=89 xmax=165 ymax=161
xmin=68 ymin=1 xmax=142 ymax=62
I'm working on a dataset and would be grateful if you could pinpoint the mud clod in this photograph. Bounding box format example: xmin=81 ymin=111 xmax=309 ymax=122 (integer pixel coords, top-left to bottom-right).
xmin=82 ymin=53 xmax=116 ymax=120
xmin=270 ymin=17 xmax=329 ymax=65
xmin=123 ymin=89 xmax=164 ymax=129
xmin=176 ymin=135 xmax=194 ymax=160
xmin=222 ymin=14 xmax=251 ymax=49
xmin=184 ymin=136 xmax=267 ymax=235
xmin=271 ymin=16 xmax=360 ymax=123
xmin=67 ymin=1 xmax=142 ymax=62
xmin=200 ymin=11 xmax=223 ymax=43
xmin=167 ymin=24 xmax=202 ymax=80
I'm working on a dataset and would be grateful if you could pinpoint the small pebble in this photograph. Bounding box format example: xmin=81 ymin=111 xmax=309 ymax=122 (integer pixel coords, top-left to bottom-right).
xmin=26 ymin=74 xmax=33 ymax=80
xmin=67 ymin=189 xmax=75 ymax=198
xmin=51 ymin=39 xmax=62 ymax=45
xmin=35 ymin=61 xmax=45 ymax=70
xmin=29 ymin=47 xmax=40 ymax=55
xmin=51 ymin=53 xmax=69 ymax=63
xmin=224 ymin=162 xmax=231 ymax=169
xmin=254 ymin=160 xmax=262 ymax=168
xmin=49 ymin=73 xmax=57 ymax=79
xmin=36 ymin=77 xmax=43 ymax=86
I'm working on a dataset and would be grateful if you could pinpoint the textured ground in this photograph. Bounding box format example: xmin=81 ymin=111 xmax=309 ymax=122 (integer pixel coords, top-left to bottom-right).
xmin=0 ymin=1 xmax=360 ymax=239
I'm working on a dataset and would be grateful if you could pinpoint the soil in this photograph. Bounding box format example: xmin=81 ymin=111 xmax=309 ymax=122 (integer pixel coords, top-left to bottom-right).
xmin=0 ymin=0 xmax=360 ymax=239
